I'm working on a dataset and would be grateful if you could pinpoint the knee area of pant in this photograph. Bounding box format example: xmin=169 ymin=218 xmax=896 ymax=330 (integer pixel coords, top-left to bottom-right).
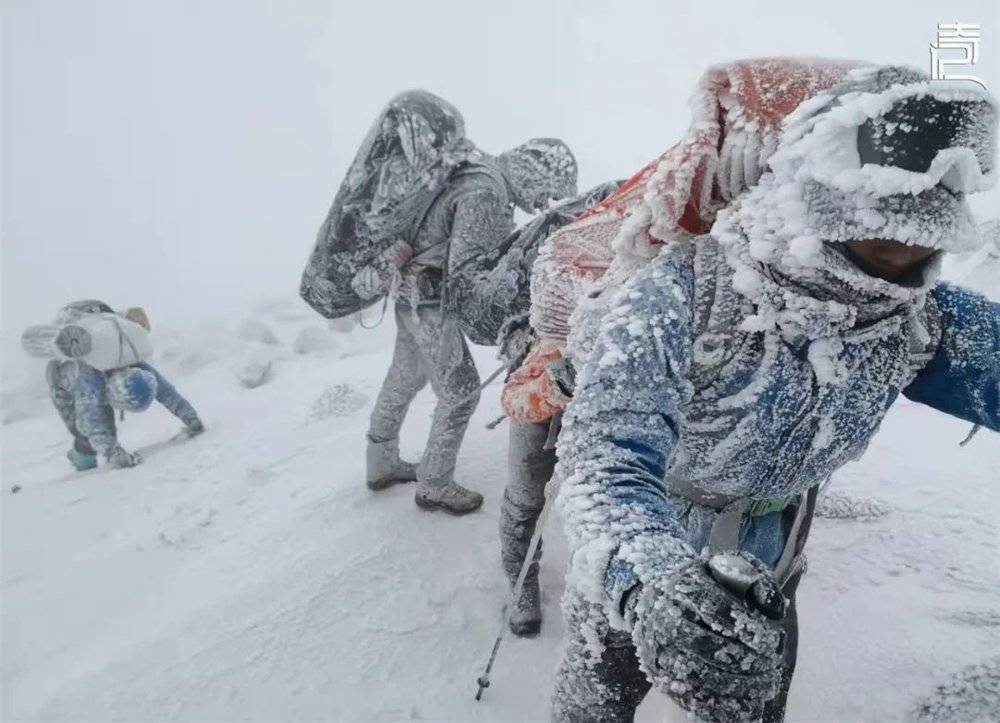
xmin=504 ymin=491 xmax=547 ymax=517
xmin=498 ymin=514 xmax=531 ymax=539
xmin=443 ymin=389 xmax=480 ymax=414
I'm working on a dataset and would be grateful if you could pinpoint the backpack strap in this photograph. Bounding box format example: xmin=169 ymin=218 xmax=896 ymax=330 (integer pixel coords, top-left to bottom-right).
xmin=669 ymin=472 xmax=820 ymax=587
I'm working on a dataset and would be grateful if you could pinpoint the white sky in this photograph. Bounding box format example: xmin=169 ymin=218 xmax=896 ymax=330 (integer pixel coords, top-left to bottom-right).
xmin=3 ymin=0 xmax=999 ymax=387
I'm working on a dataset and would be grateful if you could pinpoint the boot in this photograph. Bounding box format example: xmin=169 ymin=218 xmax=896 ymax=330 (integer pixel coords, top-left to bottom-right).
xmin=366 ymin=435 xmax=418 ymax=491
xmin=414 ymin=480 xmax=483 ymax=514
xmin=508 ymin=573 xmax=542 ymax=637
xmin=67 ymin=448 xmax=98 ymax=472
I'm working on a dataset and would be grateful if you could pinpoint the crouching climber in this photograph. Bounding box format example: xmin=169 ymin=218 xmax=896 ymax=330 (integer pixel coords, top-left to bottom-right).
xmin=23 ymin=300 xmax=204 ymax=471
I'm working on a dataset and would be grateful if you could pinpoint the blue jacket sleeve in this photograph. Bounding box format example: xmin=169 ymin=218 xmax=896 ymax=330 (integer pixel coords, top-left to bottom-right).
xmin=556 ymin=251 xmax=698 ymax=609
xmin=136 ymin=363 xmax=202 ymax=428
xmin=903 ymin=283 xmax=1000 ymax=432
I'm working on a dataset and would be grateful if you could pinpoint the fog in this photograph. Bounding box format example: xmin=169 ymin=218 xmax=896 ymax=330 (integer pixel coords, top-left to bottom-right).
xmin=3 ymin=0 xmax=998 ymax=389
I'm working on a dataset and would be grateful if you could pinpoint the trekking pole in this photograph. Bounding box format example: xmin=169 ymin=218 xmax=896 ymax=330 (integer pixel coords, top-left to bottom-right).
xmin=447 ymin=362 xmax=510 ymax=416
xmin=485 ymin=414 xmax=507 ymax=430
xmin=475 ymin=414 xmax=562 ymax=701
xmin=475 ymin=477 xmax=559 ymax=700
xmin=959 ymin=424 xmax=981 ymax=446
xmin=478 ymin=362 xmax=509 ymax=391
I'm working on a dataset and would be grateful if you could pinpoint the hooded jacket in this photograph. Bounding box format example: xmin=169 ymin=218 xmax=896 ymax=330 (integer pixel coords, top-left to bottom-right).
xmin=558 ymin=229 xmax=998 ymax=604
xmin=554 ymin=62 xmax=999 ymax=618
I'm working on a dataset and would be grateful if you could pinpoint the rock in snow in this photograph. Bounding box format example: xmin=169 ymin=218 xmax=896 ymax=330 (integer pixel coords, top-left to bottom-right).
xmin=293 ymin=326 xmax=338 ymax=356
xmin=238 ymin=319 xmax=281 ymax=346
xmin=236 ymin=358 xmax=275 ymax=389
xmin=307 ymin=384 xmax=368 ymax=422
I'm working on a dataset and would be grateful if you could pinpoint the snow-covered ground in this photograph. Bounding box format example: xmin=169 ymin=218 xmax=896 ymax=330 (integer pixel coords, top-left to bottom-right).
xmin=2 ymin=260 xmax=998 ymax=722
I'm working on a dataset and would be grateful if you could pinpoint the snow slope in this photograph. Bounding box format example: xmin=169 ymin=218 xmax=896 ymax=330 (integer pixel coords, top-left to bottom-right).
xmin=2 ymin=265 xmax=998 ymax=722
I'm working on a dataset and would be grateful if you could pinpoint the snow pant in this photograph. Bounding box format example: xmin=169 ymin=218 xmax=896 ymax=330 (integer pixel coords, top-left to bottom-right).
xmin=551 ymin=499 xmax=817 ymax=723
xmin=368 ymin=303 xmax=481 ymax=484
xmin=499 ymin=419 xmax=557 ymax=585
xmin=46 ymin=359 xmax=114 ymax=456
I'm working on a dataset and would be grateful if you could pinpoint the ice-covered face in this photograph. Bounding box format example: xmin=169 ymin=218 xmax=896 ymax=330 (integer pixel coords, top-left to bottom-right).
xmin=765 ymin=66 xmax=997 ymax=256
xmin=840 ymin=238 xmax=939 ymax=283
xmin=511 ymin=184 xmax=559 ymax=213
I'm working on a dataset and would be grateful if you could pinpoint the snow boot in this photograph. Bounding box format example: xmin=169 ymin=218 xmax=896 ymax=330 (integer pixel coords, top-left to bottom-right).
xmin=67 ymin=448 xmax=98 ymax=472
xmin=366 ymin=434 xmax=418 ymax=491
xmin=414 ymin=480 xmax=483 ymax=514
xmin=507 ymin=572 xmax=542 ymax=637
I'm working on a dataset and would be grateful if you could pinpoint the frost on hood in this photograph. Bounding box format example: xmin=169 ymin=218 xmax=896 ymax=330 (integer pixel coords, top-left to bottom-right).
xmin=497 ymin=138 xmax=578 ymax=212
xmin=301 ymin=90 xmax=580 ymax=326
xmin=301 ymin=89 xmax=478 ymax=320
xmin=709 ymin=65 xmax=996 ymax=381
xmin=760 ymin=65 xmax=996 ymax=253
xmin=712 ymin=183 xmax=944 ymax=384
xmin=528 ymin=58 xmax=862 ymax=359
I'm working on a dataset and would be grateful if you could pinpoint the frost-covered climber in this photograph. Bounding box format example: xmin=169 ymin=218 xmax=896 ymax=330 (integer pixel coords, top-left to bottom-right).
xmin=495 ymin=59 xmax=859 ymax=641
xmin=301 ymin=90 xmax=577 ymax=515
xmin=426 ymin=179 xmax=620 ymax=633
xmin=537 ymin=62 xmax=999 ymax=723
xmin=22 ymin=300 xmax=204 ymax=471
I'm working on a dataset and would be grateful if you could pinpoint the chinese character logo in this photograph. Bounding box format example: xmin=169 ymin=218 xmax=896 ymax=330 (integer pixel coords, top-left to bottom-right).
xmin=931 ymin=22 xmax=987 ymax=89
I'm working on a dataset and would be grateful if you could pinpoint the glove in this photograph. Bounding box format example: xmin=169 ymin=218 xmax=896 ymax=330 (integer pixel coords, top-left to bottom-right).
xmin=107 ymin=445 xmax=142 ymax=469
xmin=625 ymin=552 xmax=787 ymax=723
xmin=350 ymin=266 xmax=386 ymax=301
xmin=350 ymin=240 xmax=414 ymax=301
xmin=183 ymin=418 xmax=205 ymax=438
xmin=500 ymin=344 xmax=569 ymax=425
xmin=546 ymin=357 xmax=576 ymax=400
xmin=498 ymin=319 xmax=534 ymax=367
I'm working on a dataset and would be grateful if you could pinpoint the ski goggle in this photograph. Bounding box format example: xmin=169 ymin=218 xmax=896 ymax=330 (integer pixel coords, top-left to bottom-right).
xmin=857 ymin=94 xmax=997 ymax=193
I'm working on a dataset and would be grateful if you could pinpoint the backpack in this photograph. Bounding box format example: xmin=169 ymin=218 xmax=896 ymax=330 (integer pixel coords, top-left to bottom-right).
xmin=450 ymin=180 xmax=623 ymax=347
xmin=301 ymin=89 xmax=475 ymax=319
xmin=22 ymin=313 xmax=152 ymax=371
